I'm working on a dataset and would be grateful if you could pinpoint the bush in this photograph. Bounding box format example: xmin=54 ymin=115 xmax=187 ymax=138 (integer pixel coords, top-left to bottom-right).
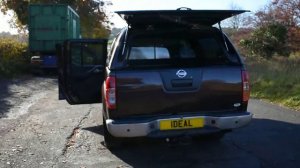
xmin=0 ymin=38 xmax=29 ymax=77
xmin=241 ymin=23 xmax=290 ymax=59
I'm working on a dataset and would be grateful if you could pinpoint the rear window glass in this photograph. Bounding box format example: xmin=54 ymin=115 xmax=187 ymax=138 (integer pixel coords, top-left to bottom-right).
xmin=126 ymin=29 xmax=240 ymax=67
xmin=129 ymin=47 xmax=170 ymax=60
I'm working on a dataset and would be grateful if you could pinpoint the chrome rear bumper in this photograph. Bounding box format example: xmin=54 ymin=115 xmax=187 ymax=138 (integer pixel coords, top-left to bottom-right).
xmin=106 ymin=113 xmax=253 ymax=138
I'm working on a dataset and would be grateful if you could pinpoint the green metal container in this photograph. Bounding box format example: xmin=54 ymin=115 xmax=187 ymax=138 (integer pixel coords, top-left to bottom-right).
xmin=29 ymin=4 xmax=80 ymax=53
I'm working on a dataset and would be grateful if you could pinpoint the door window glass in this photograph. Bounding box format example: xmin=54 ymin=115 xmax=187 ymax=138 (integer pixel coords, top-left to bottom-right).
xmin=71 ymin=43 xmax=104 ymax=66
xmin=71 ymin=43 xmax=81 ymax=66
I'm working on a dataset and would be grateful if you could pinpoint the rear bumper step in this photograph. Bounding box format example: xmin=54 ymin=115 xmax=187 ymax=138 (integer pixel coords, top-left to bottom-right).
xmin=106 ymin=112 xmax=253 ymax=137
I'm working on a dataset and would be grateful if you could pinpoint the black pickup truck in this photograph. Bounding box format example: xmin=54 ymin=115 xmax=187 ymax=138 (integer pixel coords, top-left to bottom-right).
xmin=57 ymin=9 xmax=252 ymax=148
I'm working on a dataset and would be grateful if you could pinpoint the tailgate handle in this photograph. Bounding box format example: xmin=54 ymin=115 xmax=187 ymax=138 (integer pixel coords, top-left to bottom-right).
xmin=171 ymin=79 xmax=193 ymax=87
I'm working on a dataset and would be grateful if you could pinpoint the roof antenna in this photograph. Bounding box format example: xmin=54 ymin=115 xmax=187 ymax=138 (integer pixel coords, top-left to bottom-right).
xmin=177 ymin=7 xmax=192 ymax=10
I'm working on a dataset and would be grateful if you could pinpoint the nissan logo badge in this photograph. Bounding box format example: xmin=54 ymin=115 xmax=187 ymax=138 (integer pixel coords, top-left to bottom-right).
xmin=176 ymin=69 xmax=187 ymax=78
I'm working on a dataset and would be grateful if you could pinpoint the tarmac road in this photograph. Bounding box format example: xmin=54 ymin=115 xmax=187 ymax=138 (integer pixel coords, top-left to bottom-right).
xmin=0 ymin=76 xmax=299 ymax=168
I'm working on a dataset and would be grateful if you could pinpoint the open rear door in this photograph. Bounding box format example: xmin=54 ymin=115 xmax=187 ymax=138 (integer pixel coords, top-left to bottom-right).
xmin=57 ymin=39 xmax=107 ymax=104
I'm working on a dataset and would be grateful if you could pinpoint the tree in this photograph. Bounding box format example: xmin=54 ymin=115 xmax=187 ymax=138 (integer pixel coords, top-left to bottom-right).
xmin=273 ymin=0 xmax=300 ymax=52
xmin=272 ymin=0 xmax=300 ymax=27
xmin=250 ymin=0 xmax=300 ymax=52
xmin=0 ymin=0 xmax=112 ymax=38
xmin=241 ymin=22 xmax=289 ymax=58
xmin=225 ymin=3 xmax=248 ymax=29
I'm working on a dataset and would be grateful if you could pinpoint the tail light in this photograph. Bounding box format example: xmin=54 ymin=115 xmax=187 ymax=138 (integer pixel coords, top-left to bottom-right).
xmin=242 ymin=70 xmax=250 ymax=101
xmin=105 ymin=76 xmax=116 ymax=110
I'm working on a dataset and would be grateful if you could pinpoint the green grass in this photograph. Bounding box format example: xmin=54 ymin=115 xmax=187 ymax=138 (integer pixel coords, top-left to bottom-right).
xmin=246 ymin=56 xmax=300 ymax=111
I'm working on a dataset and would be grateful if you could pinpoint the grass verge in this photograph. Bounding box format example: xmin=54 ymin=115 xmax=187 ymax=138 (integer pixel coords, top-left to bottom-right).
xmin=246 ymin=56 xmax=300 ymax=111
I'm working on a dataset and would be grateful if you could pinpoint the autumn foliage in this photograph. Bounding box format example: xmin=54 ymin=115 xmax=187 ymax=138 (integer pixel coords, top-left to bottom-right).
xmin=237 ymin=0 xmax=300 ymax=58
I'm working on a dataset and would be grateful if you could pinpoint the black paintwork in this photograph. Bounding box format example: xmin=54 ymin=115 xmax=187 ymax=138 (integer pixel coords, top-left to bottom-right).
xmin=58 ymin=10 xmax=249 ymax=121
xmin=112 ymin=66 xmax=243 ymax=119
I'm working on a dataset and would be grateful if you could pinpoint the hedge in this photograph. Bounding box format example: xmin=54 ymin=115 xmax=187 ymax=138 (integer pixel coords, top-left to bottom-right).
xmin=0 ymin=38 xmax=28 ymax=77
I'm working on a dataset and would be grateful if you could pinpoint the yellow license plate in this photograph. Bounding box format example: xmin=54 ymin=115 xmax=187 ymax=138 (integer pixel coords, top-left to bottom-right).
xmin=159 ymin=118 xmax=204 ymax=130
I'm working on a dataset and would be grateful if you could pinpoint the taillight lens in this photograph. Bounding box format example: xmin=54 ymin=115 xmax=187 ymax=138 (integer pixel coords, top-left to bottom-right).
xmin=105 ymin=76 xmax=116 ymax=110
xmin=242 ymin=70 xmax=250 ymax=101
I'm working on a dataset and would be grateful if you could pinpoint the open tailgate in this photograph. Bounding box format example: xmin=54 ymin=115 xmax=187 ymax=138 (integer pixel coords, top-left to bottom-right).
xmin=116 ymin=10 xmax=249 ymax=26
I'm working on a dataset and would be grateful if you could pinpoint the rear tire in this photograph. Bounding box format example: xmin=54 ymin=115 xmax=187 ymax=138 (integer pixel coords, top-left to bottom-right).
xmin=103 ymin=116 xmax=121 ymax=149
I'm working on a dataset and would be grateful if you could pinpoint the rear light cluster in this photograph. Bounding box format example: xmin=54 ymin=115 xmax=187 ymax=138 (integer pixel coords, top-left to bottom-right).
xmin=105 ymin=76 xmax=116 ymax=110
xmin=242 ymin=70 xmax=250 ymax=102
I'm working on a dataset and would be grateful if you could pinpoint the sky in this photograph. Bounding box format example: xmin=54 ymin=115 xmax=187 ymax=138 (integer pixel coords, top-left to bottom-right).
xmin=0 ymin=10 xmax=18 ymax=34
xmin=0 ymin=0 xmax=271 ymax=34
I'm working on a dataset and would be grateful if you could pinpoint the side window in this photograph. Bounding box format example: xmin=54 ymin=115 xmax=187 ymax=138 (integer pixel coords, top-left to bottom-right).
xmin=108 ymin=39 xmax=117 ymax=61
xmin=71 ymin=43 xmax=104 ymax=66
xmin=224 ymin=36 xmax=240 ymax=63
xmin=107 ymin=31 xmax=123 ymax=65
xmin=82 ymin=43 xmax=104 ymax=65
xmin=71 ymin=43 xmax=81 ymax=65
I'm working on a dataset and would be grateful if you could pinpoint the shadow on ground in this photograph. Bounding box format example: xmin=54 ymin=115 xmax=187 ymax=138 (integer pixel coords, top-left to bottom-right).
xmin=83 ymin=118 xmax=300 ymax=168
xmin=83 ymin=125 xmax=104 ymax=135
xmin=0 ymin=77 xmax=28 ymax=118
xmin=0 ymin=74 xmax=57 ymax=118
